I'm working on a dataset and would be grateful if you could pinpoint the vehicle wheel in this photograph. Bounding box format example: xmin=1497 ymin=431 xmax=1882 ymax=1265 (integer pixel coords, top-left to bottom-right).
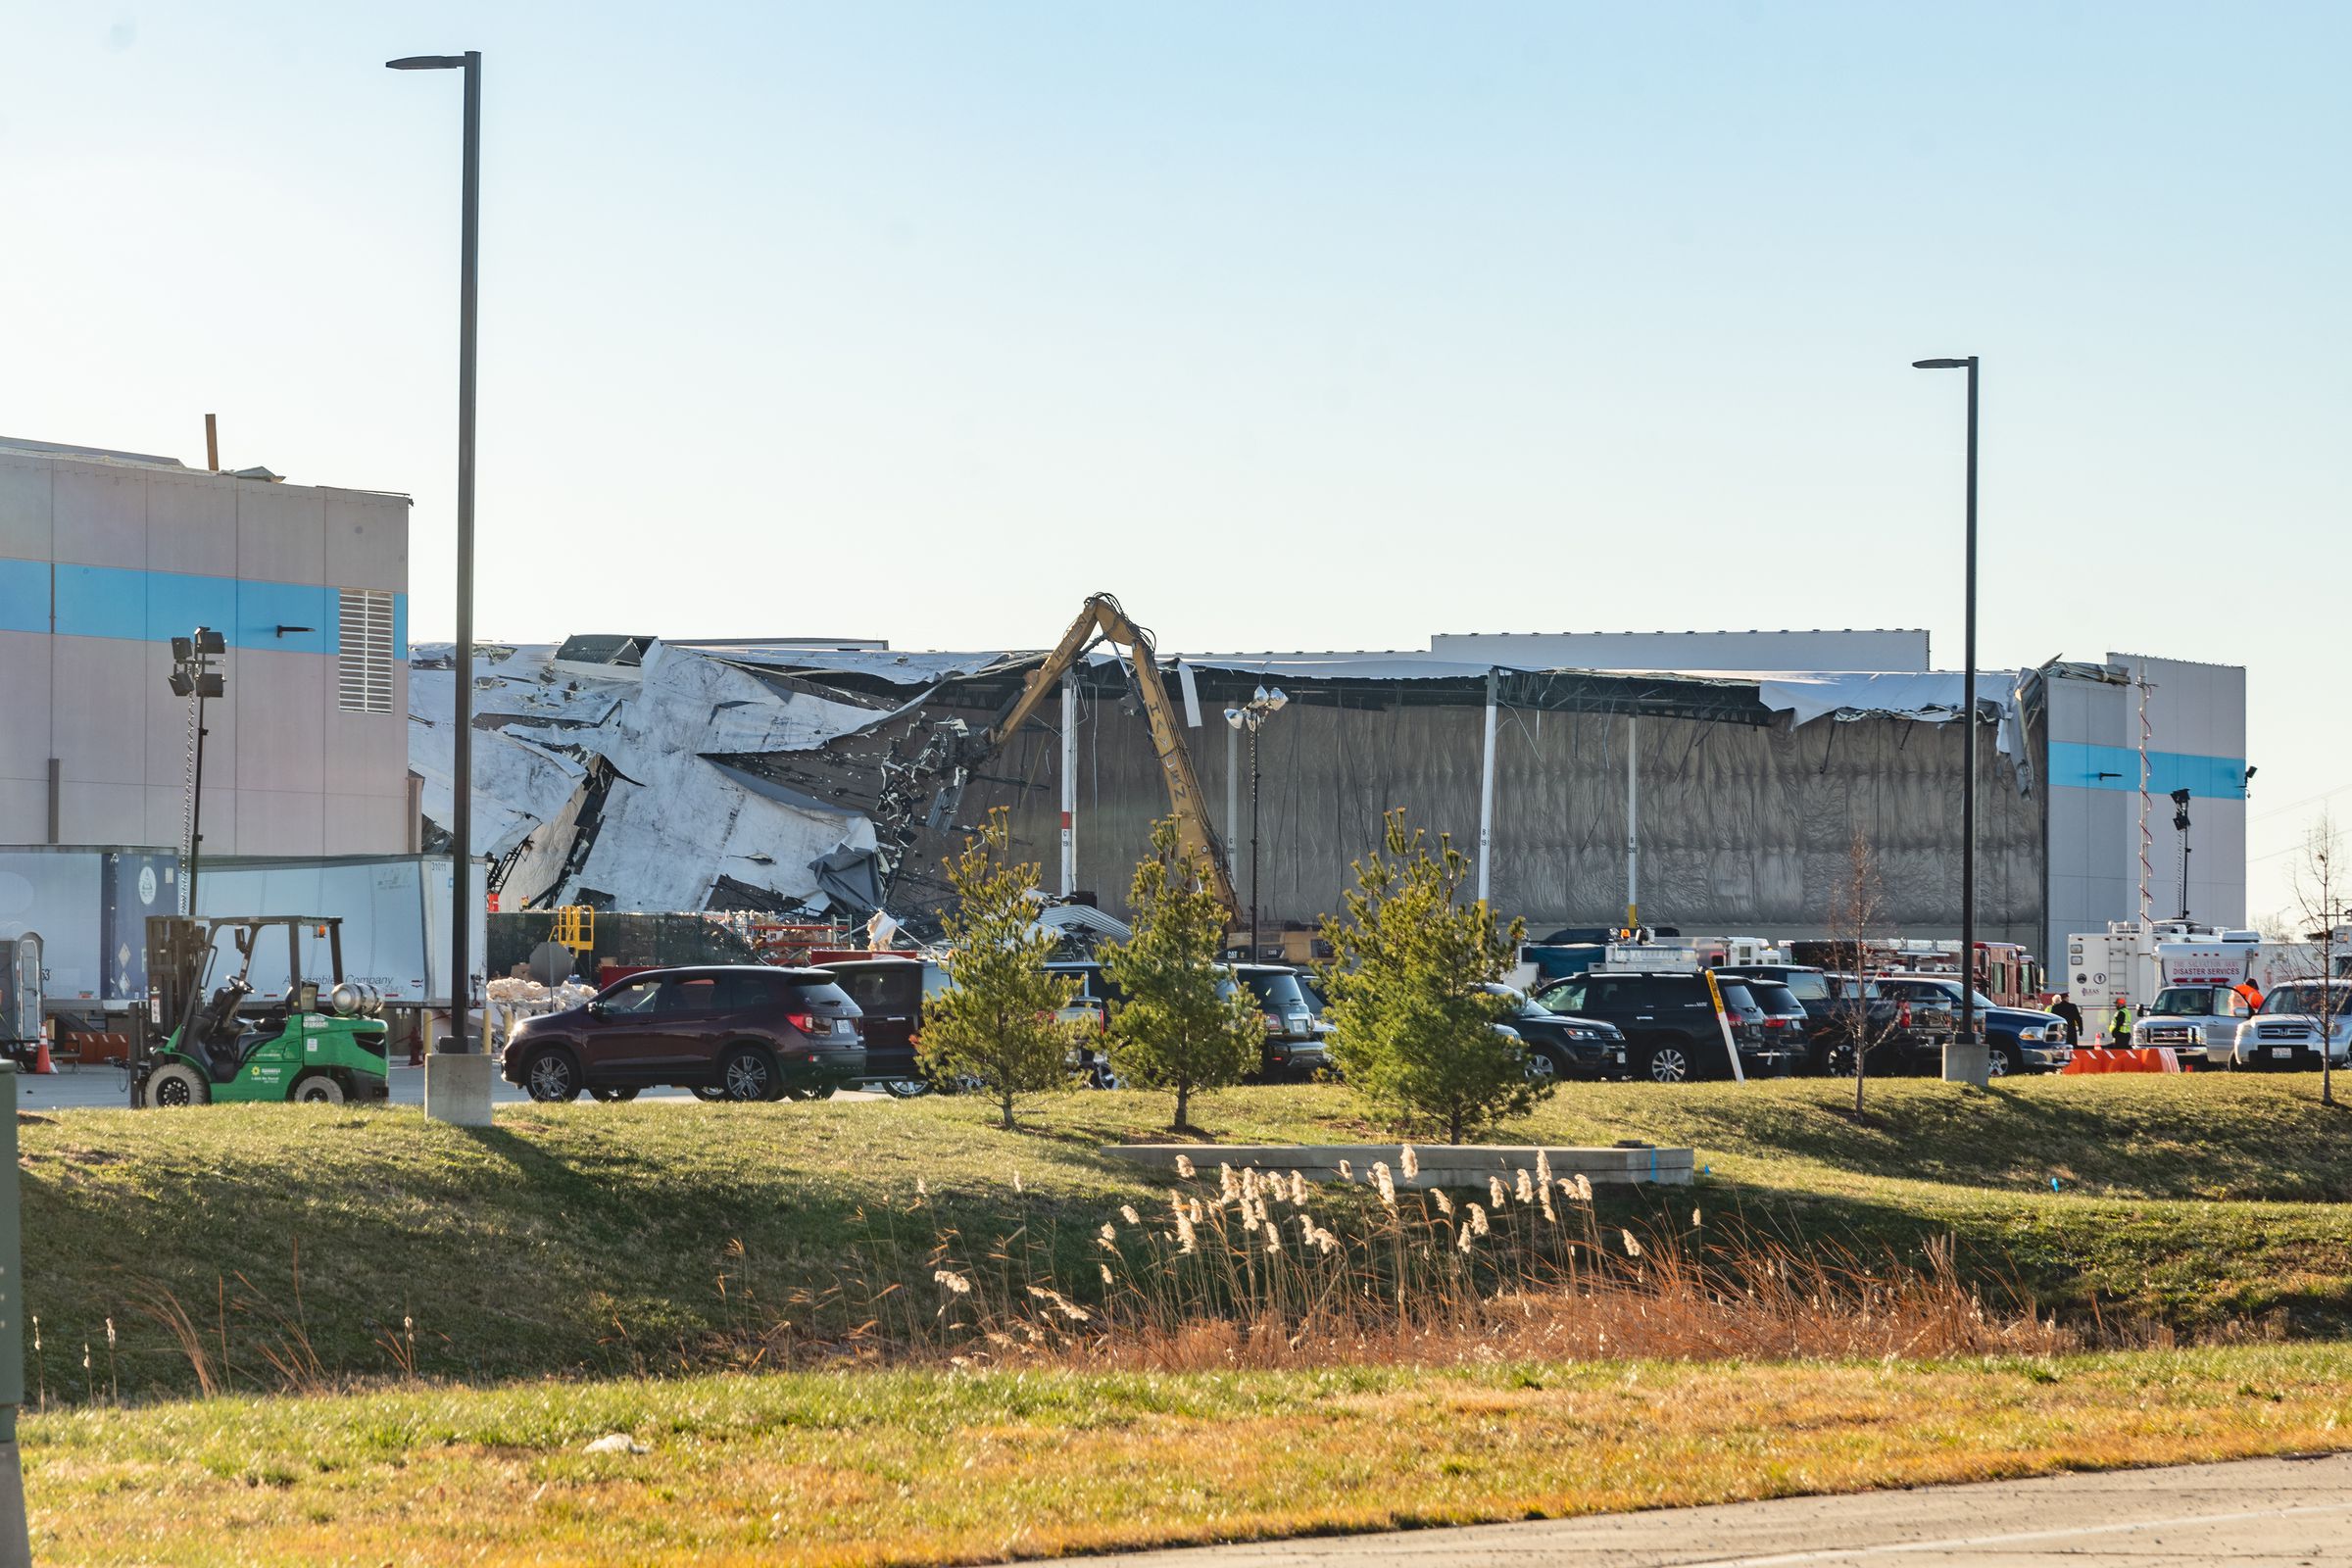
xmin=1987 ymin=1044 xmax=2018 ymax=1078
xmin=1642 ymin=1042 xmax=1693 ymax=1085
xmin=524 ymin=1049 xmax=582 ymax=1102
xmin=719 ymin=1046 xmax=777 ymax=1102
xmin=880 ymin=1079 xmax=932 ymax=1099
xmin=690 ymin=1084 xmax=728 ymax=1102
xmin=146 ymin=1061 xmax=211 ymax=1107
xmin=781 ymin=1083 xmax=837 ymax=1102
xmin=1524 ymin=1047 xmax=1565 ymax=1085
xmin=1822 ymin=1043 xmax=1859 ymax=1078
xmin=293 ymin=1073 xmax=346 ymax=1104
xmin=588 ymin=1085 xmax=639 ymax=1102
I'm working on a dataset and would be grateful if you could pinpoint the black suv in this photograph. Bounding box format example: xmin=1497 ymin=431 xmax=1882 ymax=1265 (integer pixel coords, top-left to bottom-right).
xmin=1716 ymin=964 xmax=1850 ymax=1073
xmin=1532 ymin=970 xmax=1796 ymax=1083
xmin=1481 ymin=983 xmax=1629 ymax=1081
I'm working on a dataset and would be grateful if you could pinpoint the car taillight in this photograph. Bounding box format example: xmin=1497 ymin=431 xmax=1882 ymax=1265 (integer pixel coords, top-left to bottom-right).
xmin=1263 ymin=1015 xmax=1283 ymax=1033
xmin=785 ymin=1011 xmax=816 ymax=1033
xmin=1898 ymin=1002 xmax=1912 ymax=1027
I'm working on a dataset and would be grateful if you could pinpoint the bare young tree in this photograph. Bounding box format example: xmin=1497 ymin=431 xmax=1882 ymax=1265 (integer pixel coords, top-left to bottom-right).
xmin=1823 ymin=829 xmax=1899 ymax=1116
xmin=2287 ymin=811 xmax=2343 ymax=1108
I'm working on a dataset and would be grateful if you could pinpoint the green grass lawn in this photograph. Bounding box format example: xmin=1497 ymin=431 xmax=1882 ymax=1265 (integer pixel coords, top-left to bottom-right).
xmin=20 ymin=1075 xmax=2352 ymax=1403
xmin=24 ymin=1345 xmax=2352 ymax=1566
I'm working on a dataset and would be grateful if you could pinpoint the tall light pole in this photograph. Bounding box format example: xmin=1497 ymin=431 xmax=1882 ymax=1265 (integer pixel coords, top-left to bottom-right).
xmin=1914 ymin=355 xmax=1980 ymax=1067
xmin=1224 ymin=686 xmax=1288 ymax=961
xmin=389 ymin=50 xmax=482 ymax=1054
xmin=167 ymin=628 xmax=224 ymax=915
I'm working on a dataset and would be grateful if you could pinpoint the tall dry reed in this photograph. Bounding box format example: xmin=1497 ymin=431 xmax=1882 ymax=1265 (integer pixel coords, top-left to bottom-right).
xmin=712 ymin=1152 xmax=2090 ymax=1373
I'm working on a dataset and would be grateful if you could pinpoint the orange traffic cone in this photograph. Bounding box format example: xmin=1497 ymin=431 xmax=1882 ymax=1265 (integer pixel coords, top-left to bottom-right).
xmin=32 ymin=1031 xmax=55 ymax=1075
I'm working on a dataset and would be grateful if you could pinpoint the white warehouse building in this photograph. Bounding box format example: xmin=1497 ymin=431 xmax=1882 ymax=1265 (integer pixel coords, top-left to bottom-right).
xmin=0 ymin=436 xmax=415 ymax=858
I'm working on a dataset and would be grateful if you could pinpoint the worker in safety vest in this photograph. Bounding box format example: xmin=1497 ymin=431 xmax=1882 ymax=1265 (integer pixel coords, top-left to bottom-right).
xmin=2232 ymin=978 xmax=2265 ymax=1014
xmin=2108 ymin=1000 xmax=2132 ymax=1045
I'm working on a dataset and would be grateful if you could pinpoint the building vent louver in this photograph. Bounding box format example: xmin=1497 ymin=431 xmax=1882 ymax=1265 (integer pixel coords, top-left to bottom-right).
xmin=337 ymin=588 xmax=395 ymax=713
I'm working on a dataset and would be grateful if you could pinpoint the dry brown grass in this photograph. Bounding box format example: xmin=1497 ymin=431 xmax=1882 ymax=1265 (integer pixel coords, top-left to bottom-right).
xmin=710 ymin=1151 xmax=2106 ymax=1376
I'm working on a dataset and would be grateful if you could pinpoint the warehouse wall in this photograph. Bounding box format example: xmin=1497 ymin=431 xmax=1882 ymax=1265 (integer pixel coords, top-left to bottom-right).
xmin=965 ymin=681 xmax=2045 ymax=948
xmin=0 ymin=445 xmax=412 ymax=858
xmin=2044 ymin=656 xmax=2247 ymax=957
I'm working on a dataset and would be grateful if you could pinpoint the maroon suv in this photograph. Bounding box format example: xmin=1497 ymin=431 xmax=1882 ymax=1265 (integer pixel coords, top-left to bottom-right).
xmin=502 ymin=964 xmax=864 ymax=1102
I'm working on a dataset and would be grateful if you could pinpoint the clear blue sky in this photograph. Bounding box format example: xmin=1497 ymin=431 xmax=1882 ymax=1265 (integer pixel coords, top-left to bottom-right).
xmin=4 ymin=2 xmax=2344 ymax=916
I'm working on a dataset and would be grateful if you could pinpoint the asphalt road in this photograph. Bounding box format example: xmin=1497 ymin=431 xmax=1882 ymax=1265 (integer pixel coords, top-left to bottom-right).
xmin=10 ymin=1061 xmax=885 ymax=1110
xmin=1093 ymin=1452 xmax=2352 ymax=1566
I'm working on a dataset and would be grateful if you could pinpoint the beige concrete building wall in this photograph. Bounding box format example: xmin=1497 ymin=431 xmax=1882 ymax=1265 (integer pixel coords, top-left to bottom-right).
xmin=0 ymin=441 xmax=411 ymax=858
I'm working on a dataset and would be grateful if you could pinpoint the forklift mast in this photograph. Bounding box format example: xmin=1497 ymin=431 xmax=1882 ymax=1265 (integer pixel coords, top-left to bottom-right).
xmin=143 ymin=916 xmax=210 ymax=1044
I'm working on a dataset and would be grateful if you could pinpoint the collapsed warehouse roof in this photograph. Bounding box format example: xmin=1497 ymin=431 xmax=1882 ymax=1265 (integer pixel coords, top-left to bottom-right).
xmin=413 ymin=634 xmax=2036 ymax=932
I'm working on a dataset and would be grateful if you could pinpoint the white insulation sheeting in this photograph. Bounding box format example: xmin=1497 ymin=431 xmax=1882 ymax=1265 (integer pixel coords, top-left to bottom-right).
xmin=411 ymin=642 xmax=887 ymax=913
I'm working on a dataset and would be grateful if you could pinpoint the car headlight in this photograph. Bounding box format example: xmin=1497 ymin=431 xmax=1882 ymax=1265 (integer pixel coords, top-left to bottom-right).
xmin=1564 ymin=1027 xmax=1595 ymax=1040
xmin=2019 ymin=1026 xmax=2044 ymax=1041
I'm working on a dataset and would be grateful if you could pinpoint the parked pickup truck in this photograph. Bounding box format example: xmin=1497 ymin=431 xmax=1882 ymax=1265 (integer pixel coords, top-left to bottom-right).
xmin=2132 ymin=984 xmax=2256 ymax=1065
xmin=1874 ymin=975 xmax=2070 ymax=1076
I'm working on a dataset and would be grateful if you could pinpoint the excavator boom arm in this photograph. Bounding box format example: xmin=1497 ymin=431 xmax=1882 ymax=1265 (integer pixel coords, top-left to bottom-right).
xmin=986 ymin=595 xmax=1241 ymax=918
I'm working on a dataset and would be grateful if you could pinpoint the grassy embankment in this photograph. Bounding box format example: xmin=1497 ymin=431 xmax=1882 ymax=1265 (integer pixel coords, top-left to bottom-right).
xmin=20 ymin=1075 xmax=2351 ymax=1402
xmin=26 ymin=1347 xmax=2352 ymax=1566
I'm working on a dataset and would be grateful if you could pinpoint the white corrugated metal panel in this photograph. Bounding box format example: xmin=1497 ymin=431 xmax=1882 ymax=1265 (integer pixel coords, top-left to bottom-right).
xmin=1429 ymin=628 xmax=1932 ymax=672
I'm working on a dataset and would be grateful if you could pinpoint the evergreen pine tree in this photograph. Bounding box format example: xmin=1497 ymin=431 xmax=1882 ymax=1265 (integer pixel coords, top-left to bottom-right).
xmin=1321 ymin=808 xmax=1539 ymax=1143
xmin=917 ymin=808 xmax=1084 ymax=1129
xmin=1102 ymin=817 xmax=1263 ymax=1131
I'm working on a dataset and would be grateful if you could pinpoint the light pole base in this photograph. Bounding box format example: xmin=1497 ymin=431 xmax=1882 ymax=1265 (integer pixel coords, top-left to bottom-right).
xmin=1941 ymin=1036 xmax=1991 ymax=1088
xmin=424 ymin=1051 xmax=494 ymax=1126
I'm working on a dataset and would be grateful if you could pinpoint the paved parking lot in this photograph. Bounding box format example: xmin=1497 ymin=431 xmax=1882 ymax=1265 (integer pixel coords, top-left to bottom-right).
xmin=10 ymin=1061 xmax=883 ymax=1111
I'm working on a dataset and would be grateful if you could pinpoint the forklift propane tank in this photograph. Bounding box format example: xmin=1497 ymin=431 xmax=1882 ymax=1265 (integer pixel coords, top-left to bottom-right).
xmin=329 ymin=982 xmax=366 ymax=1017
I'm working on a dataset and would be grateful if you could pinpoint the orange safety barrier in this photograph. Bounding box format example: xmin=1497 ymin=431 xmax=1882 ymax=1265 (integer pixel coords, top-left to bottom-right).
xmin=2060 ymin=1047 xmax=2183 ymax=1075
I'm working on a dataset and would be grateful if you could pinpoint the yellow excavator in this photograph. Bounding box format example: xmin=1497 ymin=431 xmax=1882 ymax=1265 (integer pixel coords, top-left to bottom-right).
xmin=980 ymin=593 xmax=1241 ymax=919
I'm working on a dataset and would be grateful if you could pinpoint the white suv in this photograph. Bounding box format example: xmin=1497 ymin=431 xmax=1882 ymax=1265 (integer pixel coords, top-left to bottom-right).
xmin=2227 ymin=980 xmax=2352 ymax=1072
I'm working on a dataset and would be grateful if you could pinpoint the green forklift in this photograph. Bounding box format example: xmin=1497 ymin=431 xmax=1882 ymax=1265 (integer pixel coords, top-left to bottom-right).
xmin=132 ymin=915 xmax=392 ymax=1107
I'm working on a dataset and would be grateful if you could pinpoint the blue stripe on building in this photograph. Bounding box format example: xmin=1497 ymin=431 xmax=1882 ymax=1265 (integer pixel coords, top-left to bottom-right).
xmin=2047 ymin=741 xmax=2246 ymax=800
xmin=0 ymin=558 xmax=47 ymax=633
xmin=0 ymin=563 xmax=403 ymax=656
